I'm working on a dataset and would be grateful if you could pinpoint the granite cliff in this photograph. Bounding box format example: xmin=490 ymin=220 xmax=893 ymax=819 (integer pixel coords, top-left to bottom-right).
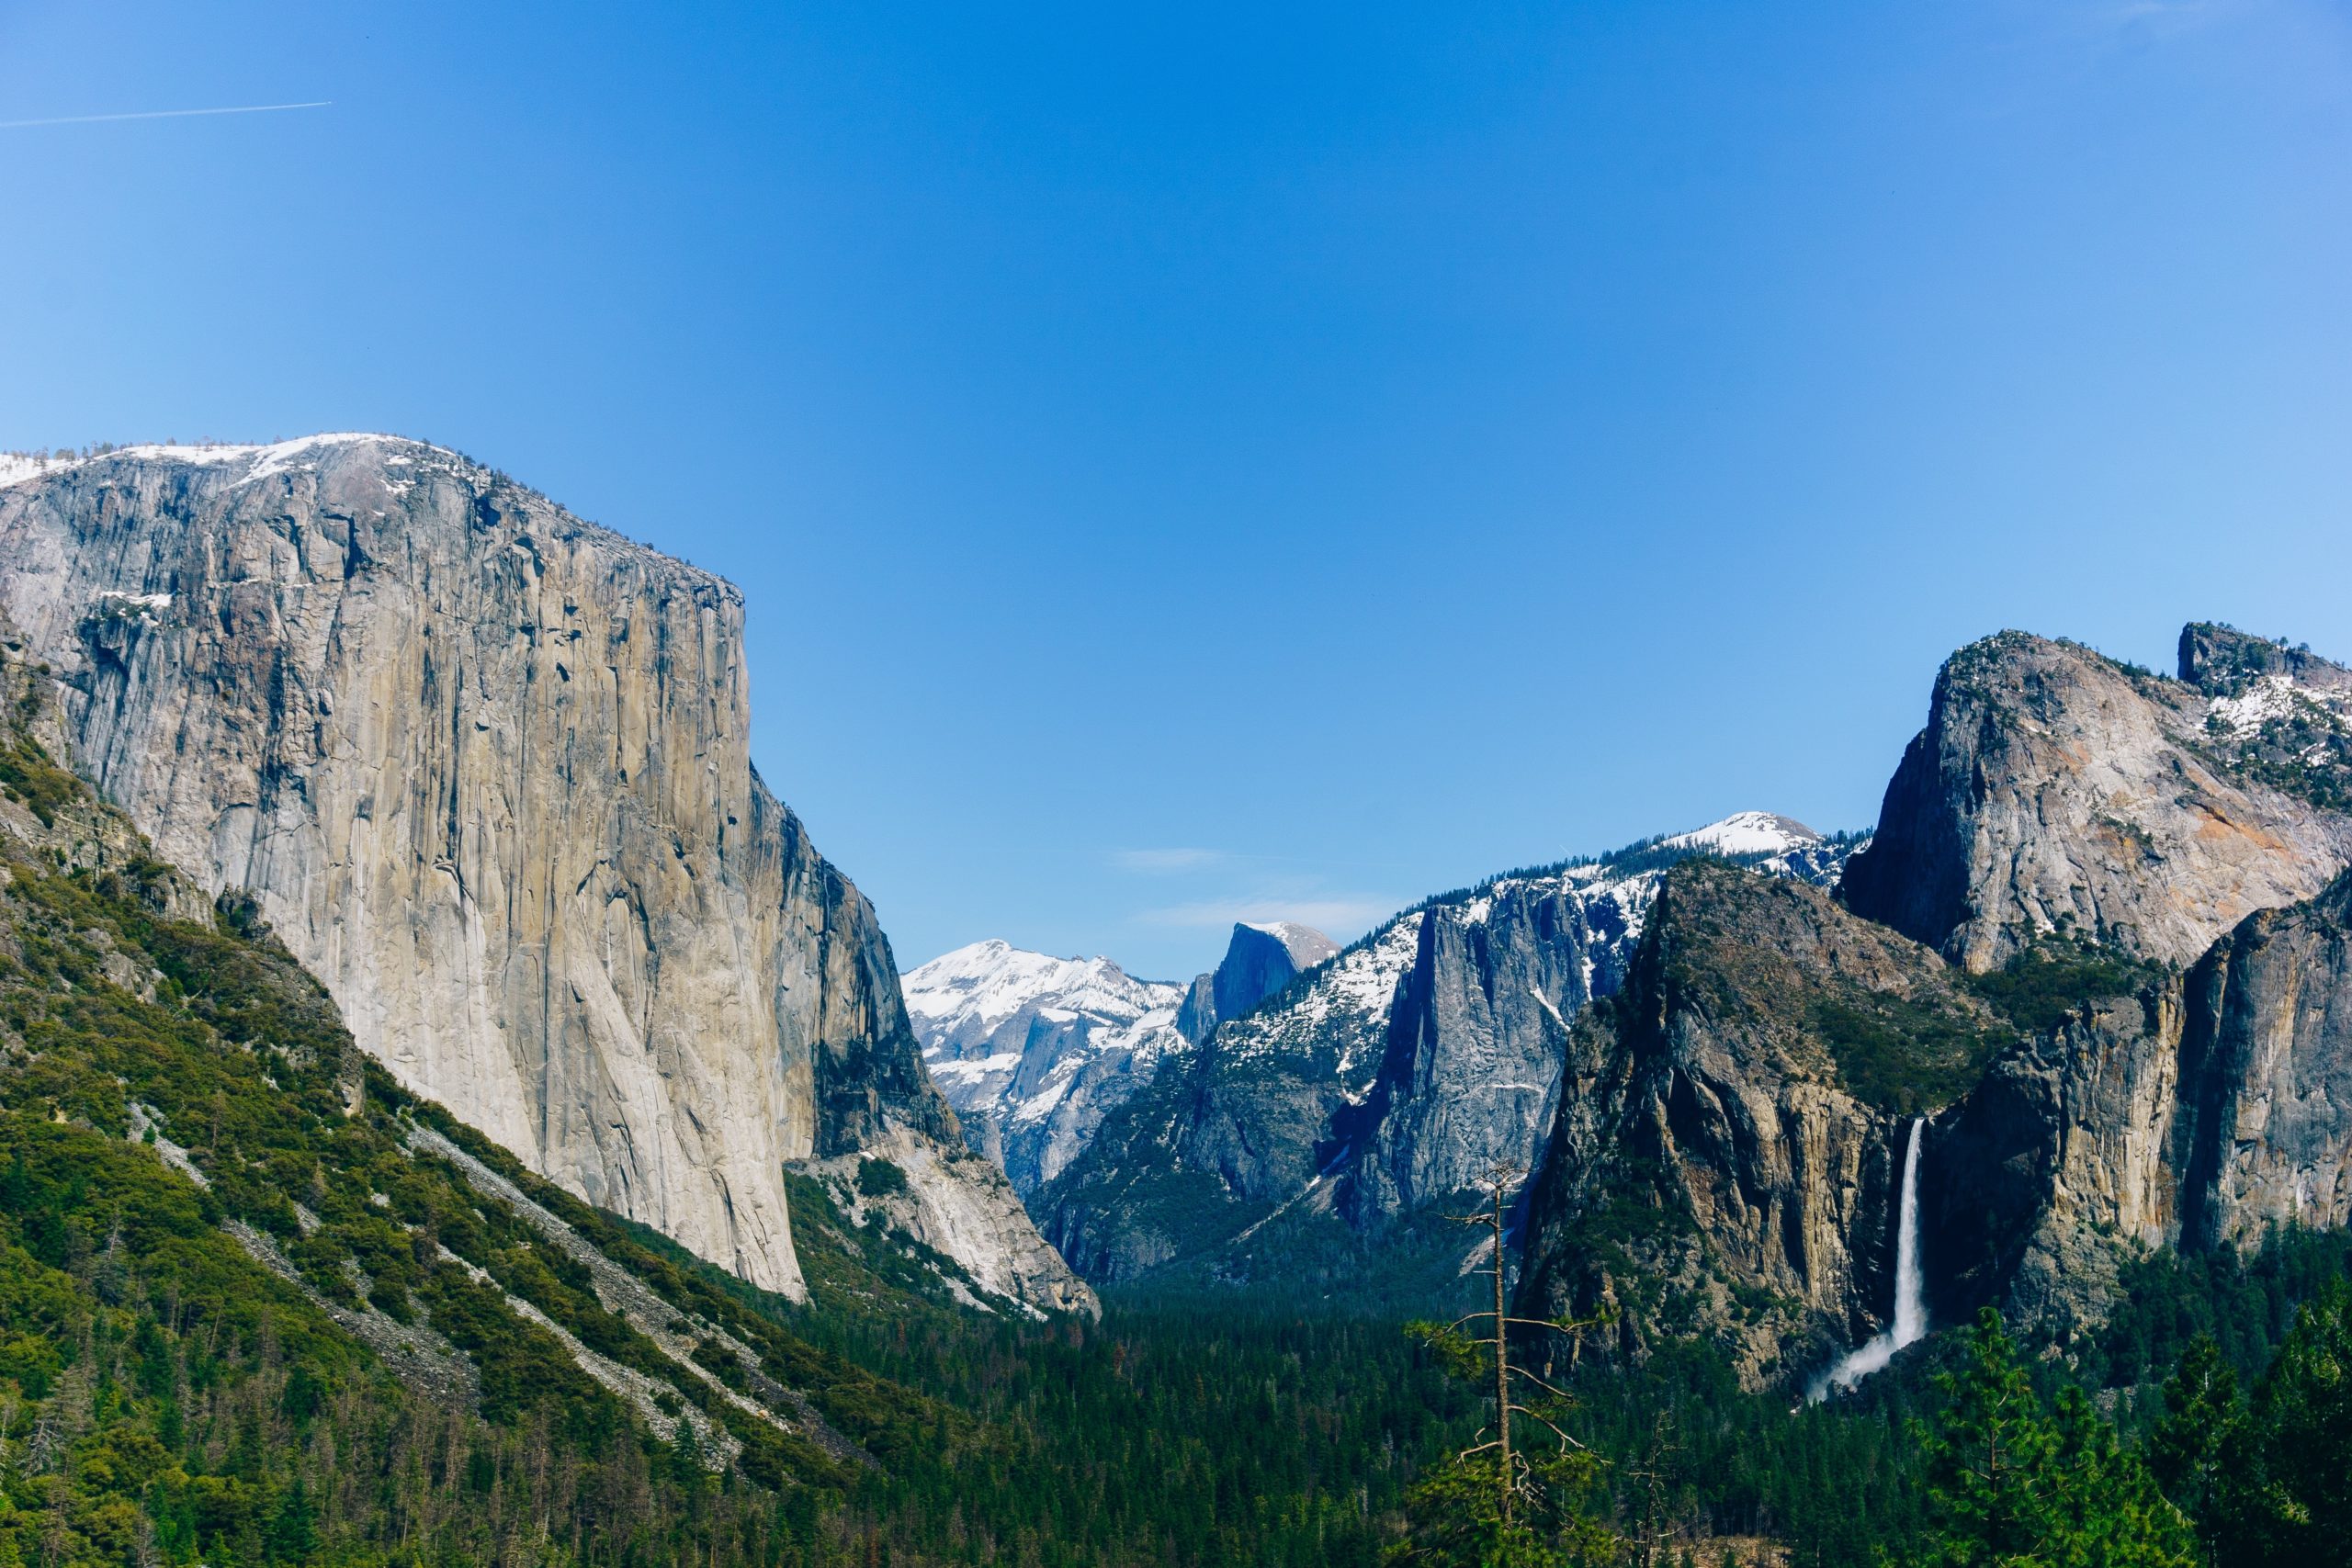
xmin=1515 ymin=859 xmax=2014 ymax=1385
xmin=0 ymin=435 xmax=1090 ymax=1314
xmin=1922 ymin=866 xmax=2352 ymax=1343
xmin=1841 ymin=627 xmax=2352 ymax=971
xmin=1175 ymin=920 xmax=1340 ymax=1043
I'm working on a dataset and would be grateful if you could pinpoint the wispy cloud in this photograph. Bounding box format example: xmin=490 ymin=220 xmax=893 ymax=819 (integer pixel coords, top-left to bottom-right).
xmin=0 ymin=102 xmax=332 ymax=131
xmin=1136 ymin=896 xmax=1397 ymax=933
xmin=1109 ymin=847 xmax=1227 ymax=874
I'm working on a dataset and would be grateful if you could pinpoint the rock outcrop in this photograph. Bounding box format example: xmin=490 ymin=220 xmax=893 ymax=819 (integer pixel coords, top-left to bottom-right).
xmin=0 ymin=436 xmax=1089 ymax=1313
xmin=1925 ymin=870 xmax=2352 ymax=1339
xmin=1175 ymin=921 xmax=1340 ymax=1043
xmin=1841 ymin=629 xmax=2352 ymax=972
xmin=1515 ymin=860 xmax=2008 ymax=1385
xmin=1044 ymin=912 xmax=1425 ymax=1286
xmin=1510 ymin=625 xmax=2352 ymax=1389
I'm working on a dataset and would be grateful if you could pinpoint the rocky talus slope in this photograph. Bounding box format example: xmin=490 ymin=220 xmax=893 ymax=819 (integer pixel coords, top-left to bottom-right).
xmin=1043 ymin=815 xmax=1860 ymax=1294
xmin=0 ymin=436 xmax=1089 ymax=1314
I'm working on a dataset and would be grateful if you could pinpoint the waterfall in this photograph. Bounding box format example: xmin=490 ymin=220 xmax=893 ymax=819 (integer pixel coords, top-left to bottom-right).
xmin=1812 ymin=1117 xmax=1926 ymax=1400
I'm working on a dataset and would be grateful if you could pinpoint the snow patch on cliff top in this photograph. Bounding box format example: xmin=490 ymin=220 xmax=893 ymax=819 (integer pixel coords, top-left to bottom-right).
xmin=1242 ymin=920 xmax=1342 ymax=967
xmin=2204 ymin=673 xmax=2350 ymax=739
xmin=0 ymin=434 xmax=444 ymax=491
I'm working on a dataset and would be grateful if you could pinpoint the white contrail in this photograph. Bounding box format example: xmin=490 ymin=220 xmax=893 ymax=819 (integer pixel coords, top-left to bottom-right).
xmin=0 ymin=101 xmax=331 ymax=130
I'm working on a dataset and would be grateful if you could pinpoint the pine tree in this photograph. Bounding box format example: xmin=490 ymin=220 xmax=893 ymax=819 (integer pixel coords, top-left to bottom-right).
xmin=1912 ymin=1308 xmax=2054 ymax=1566
xmin=2207 ymin=1282 xmax=2352 ymax=1568
xmin=2146 ymin=1333 xmax=2239 ymax=1561
xmin=1910 ymin=1308 xmax=2191 ymax=1568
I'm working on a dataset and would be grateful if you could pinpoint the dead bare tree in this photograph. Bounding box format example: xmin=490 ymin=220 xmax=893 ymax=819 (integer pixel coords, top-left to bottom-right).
xmin=1393 ymin=1159 xmax=1617 ymax=1564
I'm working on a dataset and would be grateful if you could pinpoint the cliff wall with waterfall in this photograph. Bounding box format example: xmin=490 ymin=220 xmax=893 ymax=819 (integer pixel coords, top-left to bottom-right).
xmin=1515 ymin=860 xmax=2001 ymax=1387
xmin=1520 ymin=626 xmax=2352 ymax=1392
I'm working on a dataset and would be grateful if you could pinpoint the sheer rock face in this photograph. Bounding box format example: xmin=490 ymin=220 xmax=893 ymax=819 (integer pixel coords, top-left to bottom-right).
xmin=1340 ymin=877 xmax=1626 ymax=1224
xmin=1042 ymin=915 xmax=1427 ymax=1284
xmin=1516 ymin=862 xmax=1992 ymax=1386
xmin=0 ymin=435 xmax=1087 ymax=1313
xmin=2176 ymin=884 xmax=2352 ymax=1248
xmin=1175 ymin=921 xmax=1340 ymax=1045
xmin=1511 ymin=626 xmax=2352 ymax=1390
xmin=1928 ymin=873 xmax=2352 ymax=1337
xmin=1840 ymin=629 xmax=2352 ymax=973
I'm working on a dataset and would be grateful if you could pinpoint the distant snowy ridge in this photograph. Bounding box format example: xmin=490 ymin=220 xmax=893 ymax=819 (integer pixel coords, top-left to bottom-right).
xmin=917 ymin=814 xmax=1865 ymax=1237
xmin=1241 ymin=810 xmax=1864 ymax=1049
xmin=1659 ymin=809 xmax=1823 ymax=857
xmin=905 ymin=941 xmax=1188 ymax=1195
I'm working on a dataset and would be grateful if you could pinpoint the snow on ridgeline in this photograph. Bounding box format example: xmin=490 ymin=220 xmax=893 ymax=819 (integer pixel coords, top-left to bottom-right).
xmin=904 ymin=941 xmax=1190 ymax=1194
xmin=910 ymin=815 xmax=1868 ymax=1195
xmin=0 ymin=434 xmax=457 ymax=492
xmin=1658 ymin=809 xmax=1823 ymax=858
xmin=1213 ymin=812 xmax=1867 ymax=1071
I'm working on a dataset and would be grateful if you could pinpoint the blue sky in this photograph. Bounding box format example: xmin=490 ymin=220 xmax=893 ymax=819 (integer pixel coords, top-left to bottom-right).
xmin=4 ymin=2 xmax=2350 ymax=980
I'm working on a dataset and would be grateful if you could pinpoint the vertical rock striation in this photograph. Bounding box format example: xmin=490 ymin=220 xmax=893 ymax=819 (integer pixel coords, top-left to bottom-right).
xmin=0 ymin=435 xmax=1088 ymax=1312
xmin=1925 ymin=871 xmax=2352 ymax=1337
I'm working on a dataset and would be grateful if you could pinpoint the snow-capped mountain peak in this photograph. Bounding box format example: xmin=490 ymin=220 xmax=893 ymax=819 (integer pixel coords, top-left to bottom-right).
xmin=1658 ymin=810 xmax=1822 ymax=857
xmin=903 ymin=942 xmax=1187 ymax=1195
xmin=904 ymin=940 xmax=1171 ymax=1042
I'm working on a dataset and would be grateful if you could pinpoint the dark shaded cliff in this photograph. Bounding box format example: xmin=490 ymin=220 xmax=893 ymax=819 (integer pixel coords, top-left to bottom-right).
xmin=1515 ymin=860 xmax=2007 ymax=1383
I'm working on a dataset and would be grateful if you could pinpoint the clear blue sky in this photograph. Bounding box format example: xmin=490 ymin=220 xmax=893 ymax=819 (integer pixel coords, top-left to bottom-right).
xmin=5 ymin=3 xmax=2350 ymax=980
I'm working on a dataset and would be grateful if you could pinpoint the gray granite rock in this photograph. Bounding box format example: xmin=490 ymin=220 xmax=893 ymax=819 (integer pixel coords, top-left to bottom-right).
xmin=0 ymin=435 xmax=1090 ymax=1313
xmin=1842 ymin=629 xmax=2352 ymax=971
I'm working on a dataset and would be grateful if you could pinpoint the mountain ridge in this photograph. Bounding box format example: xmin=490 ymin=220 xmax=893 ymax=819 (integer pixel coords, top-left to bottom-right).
xmin=1038 ymin=813 xmax=1863 ymax=1296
